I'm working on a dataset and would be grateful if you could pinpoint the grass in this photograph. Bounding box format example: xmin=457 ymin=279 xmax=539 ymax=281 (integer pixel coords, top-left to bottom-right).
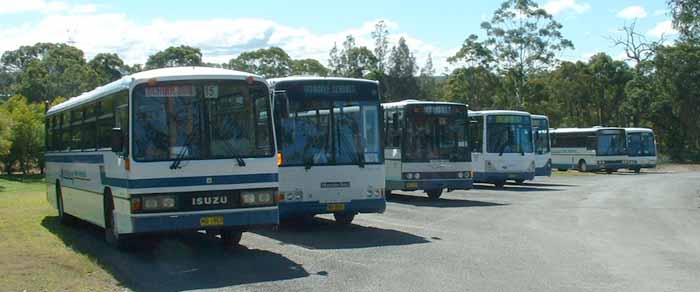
xmin=0 ymin=175 xmax=120 ymax=291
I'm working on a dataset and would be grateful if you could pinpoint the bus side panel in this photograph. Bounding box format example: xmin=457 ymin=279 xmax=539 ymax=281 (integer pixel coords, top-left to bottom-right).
xmin=385 ymin=148 xmax=403 ymax=189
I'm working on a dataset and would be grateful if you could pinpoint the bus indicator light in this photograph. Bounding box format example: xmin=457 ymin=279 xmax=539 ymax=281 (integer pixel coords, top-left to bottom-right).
xmin=277 ymin=152 xmax=283 ymax=166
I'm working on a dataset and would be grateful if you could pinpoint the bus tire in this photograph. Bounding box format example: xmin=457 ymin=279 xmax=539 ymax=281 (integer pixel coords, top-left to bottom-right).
xmin=557 ymin=168 xmax=567 ymax=172
xmin=634 ymin=168 xmax=641 ymax=174
xmin=426 ymin=189 xmax=443 ymax=200
xmin=514 ymin=179 xmax=525 ymax=185
xmin=606 ymin=169 xmax=616 ymax=174
xmin=104 ymin=189 xmax=126 ymax=249
xmin=334 ymin=213 xmax=355 ymax=225
xmin=56 ymin=182 xmax=71 ymax=224
xmin=385 ymin=189 xmax=392 ymax=198
xmin=221 ymin=230 xmax=243 ymax=247
xmin=578 ymin=160 xmax=588 ymax=172
xmin=494 ymin=181 xmax=506 ymax=188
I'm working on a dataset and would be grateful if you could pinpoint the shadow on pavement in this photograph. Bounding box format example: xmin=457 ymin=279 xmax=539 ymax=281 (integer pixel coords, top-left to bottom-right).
xmin=256 ymin=217 xmax=430 ymax=250
xmin=387 ymin=192 xmax=507 ymax=208
xmin=513 ymin=182 xmax=578 ymax=187
xmin=42 ymin=216 xmax=309 ymax=292
xmin=473 ymin=184 xmax=565 ymax=192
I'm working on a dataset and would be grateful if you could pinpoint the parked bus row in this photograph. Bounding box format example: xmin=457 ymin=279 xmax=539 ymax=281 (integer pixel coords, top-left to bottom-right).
xmin=43 ymin=67 xmax=656 ymax=249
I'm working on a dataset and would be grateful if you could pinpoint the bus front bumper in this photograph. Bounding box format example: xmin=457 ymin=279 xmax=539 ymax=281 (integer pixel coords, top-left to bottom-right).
xmin=386 ymin=179 xmax=474 ymax=192
xmin=278 ymin=198 xmax=386 ymax=219
xmin=126 ymin=207 xmax=278 ymax=234
xmin=535 ymin=166 xmax=552 ymax=176
xmin=474 ymin=172 xmax=535 ymax=183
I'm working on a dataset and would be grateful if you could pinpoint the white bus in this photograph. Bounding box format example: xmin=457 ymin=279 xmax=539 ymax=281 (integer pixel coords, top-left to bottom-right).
xmin=468 ymin=110 xmax=535 ymax=187
xmin=532 ymin=115 xmax=552 ymax=177
xmin=382 ymin=100 xmax=473 ymax=200
xmin=626 ymin=128 xmax=657 ymax=173
xmin=45 ymin=67 xmax=279 ymax=248
xmin=551 ymin=127 xmax=628 ymax=173
xmin=270 ymin=77 xmax=385 ymax=224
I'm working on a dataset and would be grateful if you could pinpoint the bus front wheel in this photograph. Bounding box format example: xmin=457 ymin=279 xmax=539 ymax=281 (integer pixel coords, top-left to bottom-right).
xmin=426 ymin=189 xmax=443 ymax=200
xmin=494 ymin=181 xmax=506 ymax=188
xmin=334 ymin=213 xmax=355 ymax=225
xmin=514 ymin=179 xmax=525 ymax=185
xmin=221 ymin=230 xmax=243 ymax=247
xmin=634 ymin=168 xmax=641 ymax=174
xmin=578 ymin=160 xmax=588 ymax=172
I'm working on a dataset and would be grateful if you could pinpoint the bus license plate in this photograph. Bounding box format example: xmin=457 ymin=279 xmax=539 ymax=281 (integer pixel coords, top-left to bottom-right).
xmin=405 ymin=182 xmax=418 ymax=189
xmin=200 ymin=216 xmax=224 ymax=227
xmin=327 ymin=203 xmax=345 ymax=212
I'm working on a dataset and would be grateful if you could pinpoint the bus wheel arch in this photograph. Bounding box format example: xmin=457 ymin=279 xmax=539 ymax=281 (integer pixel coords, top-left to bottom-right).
xmin=103 ymin=187 xmax=125 ymax=248
xmin=55 ymin=180 xmax=69 ymax=223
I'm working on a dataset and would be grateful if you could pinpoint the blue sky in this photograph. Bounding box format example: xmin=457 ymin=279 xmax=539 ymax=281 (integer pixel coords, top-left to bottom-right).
xmin=0 ymin=0 xmax=676 ymax=73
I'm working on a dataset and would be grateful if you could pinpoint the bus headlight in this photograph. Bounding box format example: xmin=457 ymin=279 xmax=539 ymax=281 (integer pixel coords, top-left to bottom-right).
xmin=139 ymin=195 xmax=177 ymax=211
xmin=405 ymin=173 xmax=414 ymax=180
xmin=414 ymin=173 xmax=421 ymax=179
xmin=241 ymin=190 xmax=275 ymax=206
xmin=457 ymin=172 xmax=464 ymax=178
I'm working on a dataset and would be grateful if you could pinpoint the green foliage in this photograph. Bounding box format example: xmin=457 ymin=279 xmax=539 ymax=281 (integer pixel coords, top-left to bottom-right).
xmin=145 ymin=45 xmax=202 ymax=69
xmin=329 ymin=36 xmax=378 ymax=78
xmin=385 ymin=37 xmax=418 ymax=101
xmin=88 ymin=53 xmax=126 ymax=83
xmin=654 ymin=42 xmax=700 ymax=160
xmin=443 ymin=67 xmax=502 ymax=110
xmin=455 ymin=0 xmax=574 ymax=107
xmin=668 ymin=0 xmax=700 ymax=41
xmin=229 ymin=47 xmax=292 ymax=77
xmin=291 ymin=59 xmax=329 ymax=76
xmin=0 ymin=95 xmax=44 ymax=174
xmin=0 ymin=108 xmax=11 ymax=157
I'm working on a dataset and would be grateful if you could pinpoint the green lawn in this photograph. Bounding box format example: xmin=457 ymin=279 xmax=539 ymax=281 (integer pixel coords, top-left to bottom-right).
xmin=0 ymin=175 xmax=120 ymax=291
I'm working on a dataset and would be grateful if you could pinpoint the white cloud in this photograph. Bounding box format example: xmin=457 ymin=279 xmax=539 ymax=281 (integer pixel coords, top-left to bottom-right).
xmin=543 ymin=0 xmax=591 ymax=15
xmin=617 ymin=6 xmax=648 ymax=20
xmin=0 ymin=0 xmax=70 ymax=14
xmin=647 ymin=20 xmax=678 ymax=38
xmin=654 ymin=9 xmax=666 ymax=16
xmin=0 ymin=11 xmax=454 ymax=73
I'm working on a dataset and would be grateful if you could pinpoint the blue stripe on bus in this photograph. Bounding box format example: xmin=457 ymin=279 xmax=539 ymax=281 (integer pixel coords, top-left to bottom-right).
xmin=45 ymin=154 xmax=105 ymax=163
xmin=99 ymin=171 xmax=278 ymax=189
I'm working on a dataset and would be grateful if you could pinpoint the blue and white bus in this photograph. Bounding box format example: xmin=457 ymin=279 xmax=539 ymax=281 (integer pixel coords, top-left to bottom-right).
xmin=626 ymin=128 xmax=657 ymax=173
xmin=532 ymin=115 xmax=552 ymax=177
xmin=382 ymin=100 xmax=473 ymax=200
xmin=468 ymin=110 xmax=535 ymax=187
xmin=45 ymin=67 xmax=279 ymax=248
xmin=270 ymin=77 xmax=385 ymax=225
xmin=551 ymin=127 xmax=628 ymax=173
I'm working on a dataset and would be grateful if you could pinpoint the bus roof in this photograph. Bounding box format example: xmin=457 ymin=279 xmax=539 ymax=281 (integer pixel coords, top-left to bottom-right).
xmin=531 ymin=114 xmax=549 ymax=120
xmin=381 ymin=99 xmax=467 ymax=108
xmin=468 ymin=110 xmax=530 ymax=116
xmin=551 ymin=127 xmax=625 ymax=134
xmin=625 ymin=127 xmax=654 ymax=133
xmin=268 ymin=76 xmax=379 ymax=86
xmin=47 ymin=66 xmax=263 ymax=116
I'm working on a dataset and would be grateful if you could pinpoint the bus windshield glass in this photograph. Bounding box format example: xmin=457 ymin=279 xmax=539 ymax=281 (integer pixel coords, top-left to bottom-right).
xmin=275 ymin=81 xmax=382 ymax=167
xmin=627 ymin=132 xmax=656 ymax=157
xmin=533 ymin=118 xmax=550 ymax=154
xmin=486 ymin=115 xmax=533 ymax=154
xmin=597 ymin=130 xmax=627 ymax=156
xmin=132 ymin=80 xmax=274 ymax=162
xmin=403 ymin=104 xmax=469 ymax=162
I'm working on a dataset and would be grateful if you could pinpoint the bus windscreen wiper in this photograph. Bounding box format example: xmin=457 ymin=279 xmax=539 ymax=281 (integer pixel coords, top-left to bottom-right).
xmin=221 ymin=139 xmax=246 ymax=167
xmin=170 ymin=130 xmax=197 ymax=169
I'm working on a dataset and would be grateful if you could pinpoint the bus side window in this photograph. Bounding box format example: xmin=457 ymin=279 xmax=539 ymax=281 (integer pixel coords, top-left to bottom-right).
xmin=469 ymin=116 xmax=483 ymax=153
xmin=586 ymin=136 xmax=596 ymax=150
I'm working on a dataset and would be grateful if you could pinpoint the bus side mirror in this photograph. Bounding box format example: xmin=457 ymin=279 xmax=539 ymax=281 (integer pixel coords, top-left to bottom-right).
xmin=111 ymin=128 xmax=123 ymax=153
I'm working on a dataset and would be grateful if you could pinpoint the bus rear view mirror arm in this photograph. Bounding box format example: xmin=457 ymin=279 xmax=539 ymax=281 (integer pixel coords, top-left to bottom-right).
xmin=111 ymin=128 xmax=124 ymax=153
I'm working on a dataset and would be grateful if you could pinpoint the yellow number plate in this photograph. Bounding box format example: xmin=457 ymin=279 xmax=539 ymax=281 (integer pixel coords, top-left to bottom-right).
xmin=327 ymin=203 xmax=345 ymax=212
xmin=200 ymin=216 xmax=224 ymax=227
xmin=405 ymin=182 xmax=419 ymax=189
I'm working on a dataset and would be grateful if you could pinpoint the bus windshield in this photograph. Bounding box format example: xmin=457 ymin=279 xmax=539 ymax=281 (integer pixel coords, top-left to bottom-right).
xmin=628 ymin=132 xmax=656 ymax=157
xmin=533 ymin=118 xmax=550 ymax=154
xmin=597 ymin=131 xmax=627 ymax=156
xmin=275 ymin=82 xmax=381 ymax=167
xmin=403 ymin=105 xmax=469 ymax=162
xmin=486 ymin=115 xmax=533 ymax=154
xmin=132 ymin=80 xmax=274 ymax=162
